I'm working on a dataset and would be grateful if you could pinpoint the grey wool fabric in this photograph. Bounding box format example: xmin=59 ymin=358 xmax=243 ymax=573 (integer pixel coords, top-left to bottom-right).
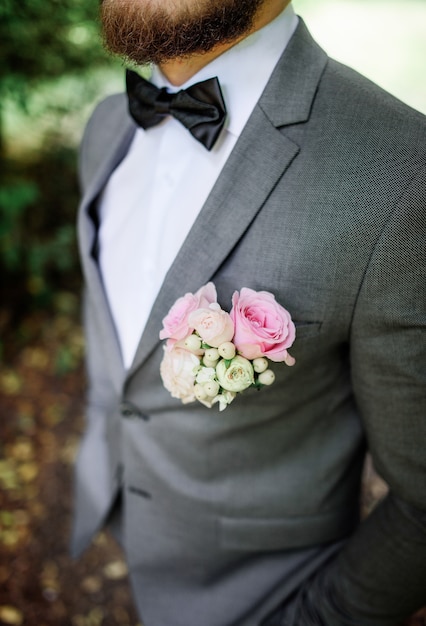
xmin=72 ymin=20 xmax=426 ymax=626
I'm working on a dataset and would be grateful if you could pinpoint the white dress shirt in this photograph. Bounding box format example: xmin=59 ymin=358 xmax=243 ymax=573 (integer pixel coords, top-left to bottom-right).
xmin=99 ymin=4 xmax=298 ymax=368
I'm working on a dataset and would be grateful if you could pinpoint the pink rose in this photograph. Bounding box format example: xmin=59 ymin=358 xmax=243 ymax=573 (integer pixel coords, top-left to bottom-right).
xmin=160 ymin=346 xmax=200 ymax=404
xmin=159 ymin=282 xmax=217 ymax=341
xmin=188 ymin=304 xmax=234 ymax=348
xmin=230 ymin=288 xmax=296 ymax=363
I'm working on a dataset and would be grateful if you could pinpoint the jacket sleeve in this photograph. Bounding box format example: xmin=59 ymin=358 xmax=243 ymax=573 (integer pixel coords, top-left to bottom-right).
xmin=302 ymin=165 xmax=426 ymax=625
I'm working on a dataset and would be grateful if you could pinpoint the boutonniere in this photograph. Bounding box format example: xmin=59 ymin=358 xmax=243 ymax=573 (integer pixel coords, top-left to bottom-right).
xmin=159 ymin=283 xmax=296 ymax=411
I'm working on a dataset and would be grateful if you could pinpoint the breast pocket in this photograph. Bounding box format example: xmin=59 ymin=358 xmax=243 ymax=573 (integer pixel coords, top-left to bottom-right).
xmin=293 ymin=321 xmax=322 ymax=340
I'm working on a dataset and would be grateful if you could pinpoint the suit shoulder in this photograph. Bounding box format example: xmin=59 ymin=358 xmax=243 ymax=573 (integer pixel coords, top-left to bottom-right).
xmin=320 ymin=58 xmax=426 ymax=150
xmin=295 ymin=56 xmax=426 ymax=198
xmin=86 ymin=93 xmax=128 ymax=130
xmin=81 ymin=93 xmax=129 ymax=151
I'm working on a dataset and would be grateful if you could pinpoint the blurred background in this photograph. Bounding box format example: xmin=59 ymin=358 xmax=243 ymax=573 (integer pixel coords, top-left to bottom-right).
xmin=0 ymin=1 xmax=425 ymax=625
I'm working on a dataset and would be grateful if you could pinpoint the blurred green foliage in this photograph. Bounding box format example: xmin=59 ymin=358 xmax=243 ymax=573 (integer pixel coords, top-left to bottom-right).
xmin=0 ymin=0 xmax=108 ymax=103
xmin=0 ymin=1 xmax=117 ymax=330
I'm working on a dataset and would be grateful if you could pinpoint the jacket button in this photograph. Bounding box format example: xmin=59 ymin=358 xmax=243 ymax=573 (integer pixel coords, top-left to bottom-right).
xmin=120 ymin=402 xmax=148 ymax=421
xmin=128 ymin=486 xmax=152 ymax=499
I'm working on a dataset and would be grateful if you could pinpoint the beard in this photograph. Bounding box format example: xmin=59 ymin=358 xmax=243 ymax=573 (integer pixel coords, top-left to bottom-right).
xmin=100 ymin=0 xmax=265 ymax=66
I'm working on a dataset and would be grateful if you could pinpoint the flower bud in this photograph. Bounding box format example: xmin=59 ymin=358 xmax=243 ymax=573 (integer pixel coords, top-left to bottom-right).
xmin=184 ymin=334 xmax=202 ymax=353
xmin=203 ymin=356 xmax=219 ymax=368
xmin=194 ymin=384 xmax=208 ymax=401
xmin=253 ymin=357 xmax=268 ymax=373
xmin=258 ymin=369 xmax=275 ymax=386
xmin=204 ymin=380 xmax=220 ymax=397
xmin=205 ymin=348 xmax=219 ymax=362
xmin=218 ymin=341 xmax=236 ymax=359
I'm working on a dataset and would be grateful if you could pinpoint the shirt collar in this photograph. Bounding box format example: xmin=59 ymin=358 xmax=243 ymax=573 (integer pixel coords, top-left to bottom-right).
xmin=151 ymin=3 xmax=298 ymax=138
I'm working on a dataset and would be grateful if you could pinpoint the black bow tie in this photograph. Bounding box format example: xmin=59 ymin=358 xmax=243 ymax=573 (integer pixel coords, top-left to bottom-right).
xmin=126 ymin=69 xmax=227 ymax=151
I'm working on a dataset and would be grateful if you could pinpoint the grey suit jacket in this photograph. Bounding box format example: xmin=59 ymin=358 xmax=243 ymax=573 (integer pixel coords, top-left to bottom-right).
xmin=72 ymin=20 xmax=426 ymax=626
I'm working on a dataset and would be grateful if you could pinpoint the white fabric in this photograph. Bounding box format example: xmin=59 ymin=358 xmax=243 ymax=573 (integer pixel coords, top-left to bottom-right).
xmin=99 ymin=4 xmax=298 ymax=368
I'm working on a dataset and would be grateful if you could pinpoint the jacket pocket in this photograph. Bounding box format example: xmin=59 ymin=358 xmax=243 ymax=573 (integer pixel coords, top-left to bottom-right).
xmin=293 ymin=321 xmax=322 ymax=339
xmin=218 ymin=506 xmax=357 ymax=552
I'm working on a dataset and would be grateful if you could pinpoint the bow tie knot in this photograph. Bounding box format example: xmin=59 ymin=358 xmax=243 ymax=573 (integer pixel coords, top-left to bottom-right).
xmin=126 ymin=69 xmax=227 ymax=151
xmin=154 ymin=88 xmax=175 ymax=115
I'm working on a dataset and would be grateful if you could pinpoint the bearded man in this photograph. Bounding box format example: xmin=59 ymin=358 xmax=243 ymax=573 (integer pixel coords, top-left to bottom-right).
xmin=72 ymin=0 xmax=426 ymax=624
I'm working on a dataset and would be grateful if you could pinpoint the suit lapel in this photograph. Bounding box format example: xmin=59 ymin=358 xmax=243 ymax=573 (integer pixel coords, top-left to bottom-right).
xmin=78 ymin=113 xmax=136 ymax=392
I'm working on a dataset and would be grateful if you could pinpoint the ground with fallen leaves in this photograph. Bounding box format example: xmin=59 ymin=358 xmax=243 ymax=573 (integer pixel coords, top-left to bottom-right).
xmin=0 ymin=308 xmax=424 ymax=626
xmin=0 ymin=308 xmax=140 ymax=626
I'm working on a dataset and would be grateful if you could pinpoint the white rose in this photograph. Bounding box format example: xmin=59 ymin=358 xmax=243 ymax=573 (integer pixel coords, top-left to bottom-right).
xmin=216 ymin=355 xmax=254 ymax=393
xmin=160 ymin=347 xmax=200 ymax=404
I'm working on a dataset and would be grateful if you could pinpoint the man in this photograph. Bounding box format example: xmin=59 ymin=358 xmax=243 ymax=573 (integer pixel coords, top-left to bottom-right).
xmin=72 ymin=0 xmax=426 ymax=624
